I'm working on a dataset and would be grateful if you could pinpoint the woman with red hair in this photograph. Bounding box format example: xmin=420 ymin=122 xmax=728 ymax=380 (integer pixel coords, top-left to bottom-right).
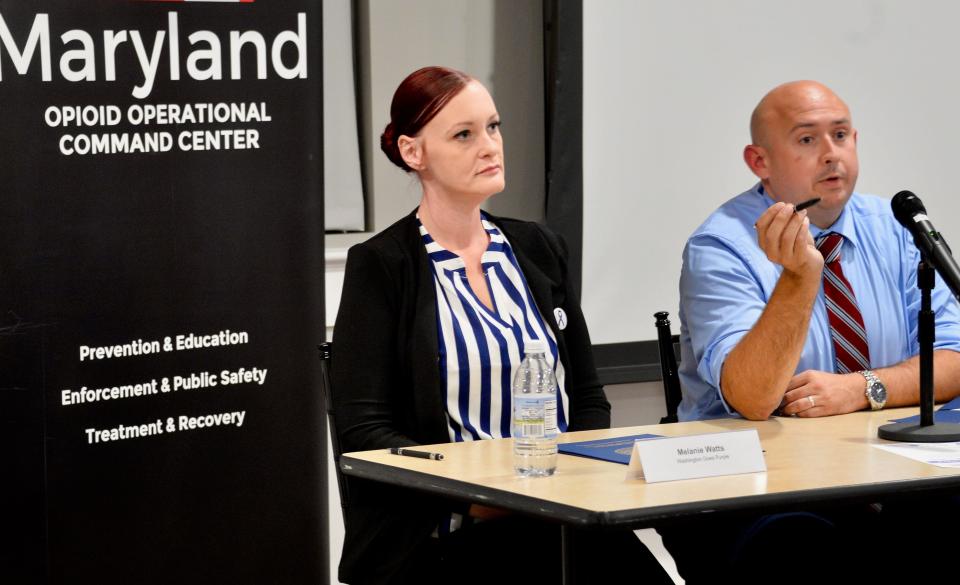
xmin=331 ymin=66 xmax=668 ymax=584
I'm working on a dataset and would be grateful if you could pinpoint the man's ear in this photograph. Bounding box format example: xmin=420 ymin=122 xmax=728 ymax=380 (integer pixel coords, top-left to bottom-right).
xmin=743 ymin=144 xmax=770 ymax=180
xmin=398 ymin=135 xmax=424 ymax=171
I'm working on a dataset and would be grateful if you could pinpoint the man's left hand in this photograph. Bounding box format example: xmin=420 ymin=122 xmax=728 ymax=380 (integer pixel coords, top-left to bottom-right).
xmin=780 ymin=370 xmax=869 ymax=417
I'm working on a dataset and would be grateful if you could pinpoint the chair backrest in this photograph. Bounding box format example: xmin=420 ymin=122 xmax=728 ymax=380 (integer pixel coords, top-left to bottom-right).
xmin=317 ymin=341 xmax=349 ymax=511
xmin=653 ymin=311 xmax=682 ymax=424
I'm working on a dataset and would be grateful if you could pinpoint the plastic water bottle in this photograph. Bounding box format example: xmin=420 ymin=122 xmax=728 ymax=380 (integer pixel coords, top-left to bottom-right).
xmin=512 ymin=340 xmax=558 ymax=477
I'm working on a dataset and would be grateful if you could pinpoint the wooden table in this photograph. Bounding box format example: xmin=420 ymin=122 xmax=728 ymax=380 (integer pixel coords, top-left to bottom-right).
xmin=340 ymin=408 xmax=960 ymax=581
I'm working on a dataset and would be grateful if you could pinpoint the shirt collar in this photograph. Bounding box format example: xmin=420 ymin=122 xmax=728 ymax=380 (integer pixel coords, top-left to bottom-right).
xmin=809 ymin=204 xmax=860 ymax=251
xmin=754 ymin=183 xmax=860 ymax=250
xmin=416 ymin=210 xmax=500 ymax=273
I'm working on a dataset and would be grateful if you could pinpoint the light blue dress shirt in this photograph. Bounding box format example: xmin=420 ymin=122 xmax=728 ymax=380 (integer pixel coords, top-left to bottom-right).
xmin=678 ymin=184 xmax=960 ymax=421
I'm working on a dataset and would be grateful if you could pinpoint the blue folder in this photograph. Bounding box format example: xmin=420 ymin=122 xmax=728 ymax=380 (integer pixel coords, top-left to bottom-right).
xmin=891 ymin=407 xmax=960 ymax=425
xmin=939 ymin=396 xmax=960 ymax=411
xmin=558 ymin=434 xmax=662 ymax=465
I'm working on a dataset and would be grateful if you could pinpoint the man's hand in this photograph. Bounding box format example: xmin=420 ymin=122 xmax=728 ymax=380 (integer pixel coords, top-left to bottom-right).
xmin=719 ymin=201 xmax=825 ymax=420
xmin=780 ymin=370 xmax=868 ymax=417
xmin=754 ymin=202 xmax=823 ymax=277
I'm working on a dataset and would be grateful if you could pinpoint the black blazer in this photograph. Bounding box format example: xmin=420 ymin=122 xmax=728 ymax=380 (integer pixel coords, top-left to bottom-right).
xmin=331 ymin=211 xmax=610 ymax=584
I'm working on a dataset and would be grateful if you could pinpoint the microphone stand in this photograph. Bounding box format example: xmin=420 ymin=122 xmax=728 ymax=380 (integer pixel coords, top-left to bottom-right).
xmin=879 ymin=259 xmax=960 ymax=441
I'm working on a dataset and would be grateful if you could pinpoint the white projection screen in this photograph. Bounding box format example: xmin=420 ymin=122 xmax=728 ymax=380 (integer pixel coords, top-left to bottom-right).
xmin=583 ymin=0 xmax=960 ymax=344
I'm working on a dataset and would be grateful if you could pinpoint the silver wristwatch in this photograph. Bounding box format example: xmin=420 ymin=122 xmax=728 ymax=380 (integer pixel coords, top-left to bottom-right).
xmin=859 ymin=370 xmax=887 ymax=410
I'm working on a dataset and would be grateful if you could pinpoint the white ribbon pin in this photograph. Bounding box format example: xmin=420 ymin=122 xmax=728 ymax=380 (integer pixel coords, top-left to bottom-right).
xmin=553 ymin=307 xmax=568 ymax=330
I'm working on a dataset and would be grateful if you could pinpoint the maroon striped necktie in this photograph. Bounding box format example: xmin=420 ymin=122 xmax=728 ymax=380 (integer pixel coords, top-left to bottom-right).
xmin=815 ymin=232 xmax=871 ymax=373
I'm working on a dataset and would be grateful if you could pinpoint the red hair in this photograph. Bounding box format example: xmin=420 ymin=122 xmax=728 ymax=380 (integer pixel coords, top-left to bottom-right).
xmin=380 ymin=66 xmax=473 ymax=172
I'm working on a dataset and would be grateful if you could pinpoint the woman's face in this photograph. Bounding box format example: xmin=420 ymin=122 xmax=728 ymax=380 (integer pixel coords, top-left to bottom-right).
xmin=409 ymin=80 xmax=505 ymax=202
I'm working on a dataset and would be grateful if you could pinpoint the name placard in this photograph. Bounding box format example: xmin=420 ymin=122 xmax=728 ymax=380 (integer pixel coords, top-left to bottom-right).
xmin=625 ymin=429 xmax=766 ymax=482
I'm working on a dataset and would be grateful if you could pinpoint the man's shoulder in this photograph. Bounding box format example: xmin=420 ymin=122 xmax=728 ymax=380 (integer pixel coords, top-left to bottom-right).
xmin=846 ymin=192 xmax=904 ymax=240
xmin=688 ymin=187 xmax=765 ymax=246
xmin=848 ymin=191 xmax=893 ymax=218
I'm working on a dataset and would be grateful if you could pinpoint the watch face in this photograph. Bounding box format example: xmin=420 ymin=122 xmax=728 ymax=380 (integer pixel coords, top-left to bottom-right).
xmin=870 ymin=381 xmax=887 ymax=403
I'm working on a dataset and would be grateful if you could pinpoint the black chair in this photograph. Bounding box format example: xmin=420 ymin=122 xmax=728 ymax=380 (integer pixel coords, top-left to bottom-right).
xmin=317 ymin=341 xmax=349 ymax=512
xmin=654 ymin=311 xmax=682 ymax=424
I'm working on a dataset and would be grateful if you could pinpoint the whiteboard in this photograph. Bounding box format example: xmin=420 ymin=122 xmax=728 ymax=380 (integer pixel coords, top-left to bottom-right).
xmin=583 ymin=0 xmax=960 ymax=344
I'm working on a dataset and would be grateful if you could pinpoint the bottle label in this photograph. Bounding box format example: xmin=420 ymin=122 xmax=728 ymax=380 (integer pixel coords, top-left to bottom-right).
xmin=544 ymin=398 xmax=558 ymax=437
xmin=514 ymin=396 xmax=558 ymax=439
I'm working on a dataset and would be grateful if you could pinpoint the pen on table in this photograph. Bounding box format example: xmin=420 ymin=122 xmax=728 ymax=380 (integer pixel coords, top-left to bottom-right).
xmin=390 ymin=447 xmax=444 ymax=461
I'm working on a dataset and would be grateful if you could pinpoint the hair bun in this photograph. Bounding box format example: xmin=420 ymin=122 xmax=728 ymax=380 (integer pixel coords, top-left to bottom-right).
xmin=380 ymin=123 xmax=411 ymax=172
xmin=381 ymin=123 xmax=395 ymax=148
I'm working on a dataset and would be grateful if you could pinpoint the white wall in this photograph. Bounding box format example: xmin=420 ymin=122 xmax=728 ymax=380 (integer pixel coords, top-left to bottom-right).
xmin=582 ymin=0 xmax=960 ymax=344
xmin=324 ymin=0 xmax=365 ymax=232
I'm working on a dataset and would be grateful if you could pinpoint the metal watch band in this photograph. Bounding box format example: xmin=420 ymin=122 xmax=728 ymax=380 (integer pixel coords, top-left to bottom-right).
xmin=859 ymin=369 xmax=885 ymax=410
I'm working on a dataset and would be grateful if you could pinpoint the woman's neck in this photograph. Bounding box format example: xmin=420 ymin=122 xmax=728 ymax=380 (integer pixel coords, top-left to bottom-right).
xmin=418 ymin=192 xmax=488 ymax=254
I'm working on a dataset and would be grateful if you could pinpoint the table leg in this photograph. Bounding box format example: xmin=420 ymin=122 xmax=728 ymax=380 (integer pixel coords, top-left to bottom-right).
xmin=561 ymin=525 xmax=576 ymax=585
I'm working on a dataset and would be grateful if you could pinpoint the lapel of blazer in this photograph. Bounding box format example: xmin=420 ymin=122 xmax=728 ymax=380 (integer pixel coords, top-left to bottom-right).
xmin=404 ymin=211 xmax=449 ymax=443
xmin=496 ymin=217 xmax=563 ymax=342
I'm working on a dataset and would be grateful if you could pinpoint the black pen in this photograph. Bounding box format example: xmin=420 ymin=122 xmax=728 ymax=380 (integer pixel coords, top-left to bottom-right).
xmin=390 ymin=447 xmax=444 ymax=461
xmin=794 ymin=197 xmax=821 ymax=212
xmin=754 ymin=197 xmax=823 ymax=229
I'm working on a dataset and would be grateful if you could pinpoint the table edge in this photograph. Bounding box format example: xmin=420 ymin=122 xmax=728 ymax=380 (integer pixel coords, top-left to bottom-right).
xmin=341 ymin=454 xmax=960 ymax=528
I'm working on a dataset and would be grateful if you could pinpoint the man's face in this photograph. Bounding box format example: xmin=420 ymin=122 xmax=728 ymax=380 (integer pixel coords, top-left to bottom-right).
xmin=751 ymin=84 xmax=859 ymax=227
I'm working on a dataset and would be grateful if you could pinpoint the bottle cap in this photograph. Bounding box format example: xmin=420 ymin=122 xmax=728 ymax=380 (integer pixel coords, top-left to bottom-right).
xmin=523 ymin=339 xmax=547 ymax=354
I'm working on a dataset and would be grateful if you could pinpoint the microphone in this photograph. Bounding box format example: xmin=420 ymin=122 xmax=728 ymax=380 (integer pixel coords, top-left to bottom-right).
xmin=891 ymin=190 xmax=960 ymax=300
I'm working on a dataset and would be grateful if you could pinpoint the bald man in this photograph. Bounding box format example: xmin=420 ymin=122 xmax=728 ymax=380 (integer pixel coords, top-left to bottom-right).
xmin=677 ymin=80 xmax=960 ymax=421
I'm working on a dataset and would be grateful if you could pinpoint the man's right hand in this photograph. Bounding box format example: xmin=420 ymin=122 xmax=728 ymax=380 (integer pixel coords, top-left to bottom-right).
xmin=754 ymin=202 xmax=823 ymax=277
xmin=721 ymin=200 xmax=825 ymax=419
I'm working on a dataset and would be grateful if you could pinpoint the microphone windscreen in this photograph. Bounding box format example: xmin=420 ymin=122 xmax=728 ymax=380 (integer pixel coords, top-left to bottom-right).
xmin=891 ymin=190 xmax=926 ymax=228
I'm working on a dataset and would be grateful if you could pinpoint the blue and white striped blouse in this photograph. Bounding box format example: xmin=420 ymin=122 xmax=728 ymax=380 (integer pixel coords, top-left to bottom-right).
xmin=420 ymin=213 xmax=569 ymax=444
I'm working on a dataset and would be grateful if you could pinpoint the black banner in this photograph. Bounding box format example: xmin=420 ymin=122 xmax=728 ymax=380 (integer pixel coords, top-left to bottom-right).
xmin=0 ymin=2 xmax=325 ymax=583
